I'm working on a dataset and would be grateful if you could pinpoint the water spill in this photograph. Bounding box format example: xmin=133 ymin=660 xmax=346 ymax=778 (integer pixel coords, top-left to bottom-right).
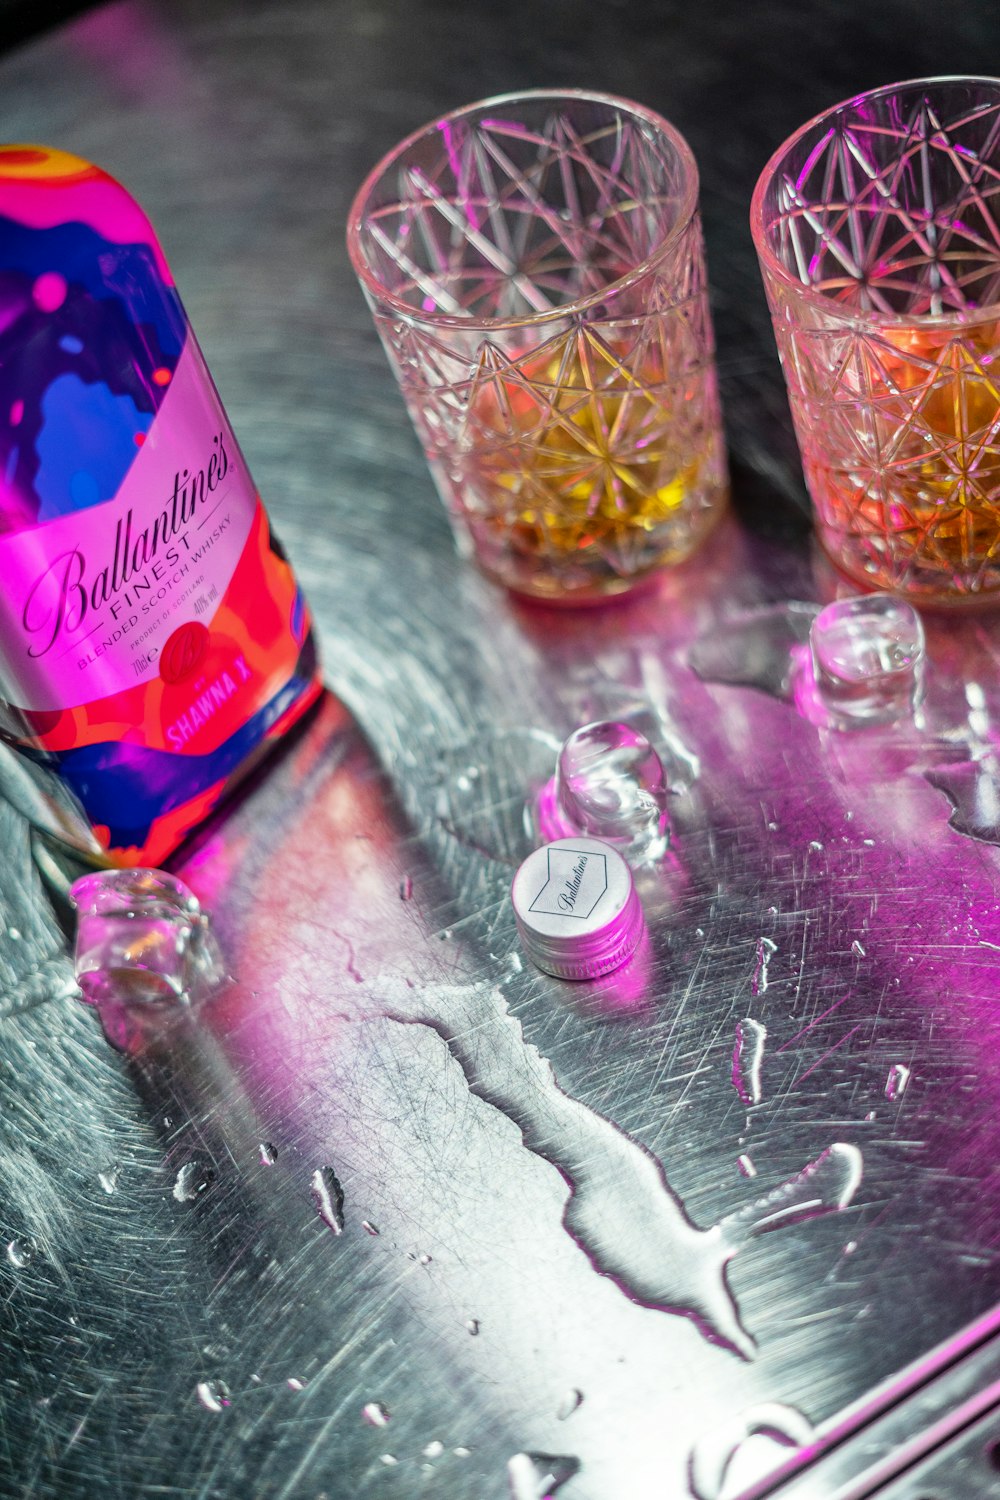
xmin=751 ymin=938 xmax=777 ymax=996
xmin=720 ymin=1143 xmax=863 ymax=1241
xmin=736 ymin=1155 xmax=757 ymax=1179
xmin=363 ymin=1400 xmax=390 ymax=1427
xmin=925 ymin=759 xmax=1000 ymax=845
xmin=688 ymin=602 xmax=819 ymax=701
xmin=732 ymin=1020 xmax=767 ymax=1107
xmin=195 ymin=1379 xmax=231 ymax=1412
xmin=258 ymin=1141 xmax=278 ymax=1166
xmin=6 ymin=1238 xmax=34 ymax=1268
xmin=885 ymin=1064 xmax=911 ymax=1101
xmin=98 ymin=1163 xmax=121 ymax=1195
xmin=507 ymin=1451 xmax=580 ymax=1499
xmin=557 ymin=1388 xmax=583 ymax=1421
xmin=172 ymin=1160 xmax=213 ymax=1203
xmin=311 ymin=1166 xmax=345 ymax=1235
xmin=362 ymin=1220 xmax=380 ymax=1236
xmin=384 ymin=978 xmax=863 ymax=1363
xmin=388 ymin=999 xmax=752 ymax=1357
xmin=688 ymin=1402 xmax=814 ymax=1499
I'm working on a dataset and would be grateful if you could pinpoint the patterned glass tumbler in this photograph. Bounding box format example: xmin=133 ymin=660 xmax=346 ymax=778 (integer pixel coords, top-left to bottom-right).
xmin=752 ymin=77 xmax=1000 ymax=604
xmin=347 ymin=90 xmax=727 ymax=603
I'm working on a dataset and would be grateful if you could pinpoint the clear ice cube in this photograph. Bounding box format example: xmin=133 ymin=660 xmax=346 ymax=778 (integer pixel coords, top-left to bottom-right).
xmin=809 ymin=594 xmax=925 ymax=729
xmin=538 ymin=720 xmax=670 ymax=864
xmin=69 ymin=868 xmax=223 ymax=1006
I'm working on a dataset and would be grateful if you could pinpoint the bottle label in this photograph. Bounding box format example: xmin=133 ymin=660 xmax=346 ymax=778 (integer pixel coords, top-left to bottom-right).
xmin=0 ymin=337 xmax=257 ymax=713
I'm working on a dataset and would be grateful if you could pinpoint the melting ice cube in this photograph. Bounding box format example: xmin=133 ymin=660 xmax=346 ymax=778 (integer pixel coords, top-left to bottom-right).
xmin=538 ymin=720 xmax=669 ymax=864
xmin=808 ymin=595 xmax=925 ymax=730
xmin=70 ymin=868 xmax=223 ymax=1006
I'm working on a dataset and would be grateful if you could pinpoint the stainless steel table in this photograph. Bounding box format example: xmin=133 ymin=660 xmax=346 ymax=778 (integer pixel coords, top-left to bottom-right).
xmin=3 ymin=3 xmax=1000 ymax=1497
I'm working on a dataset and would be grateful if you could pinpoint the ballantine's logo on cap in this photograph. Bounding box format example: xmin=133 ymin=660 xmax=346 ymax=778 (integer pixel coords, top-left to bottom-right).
xmin=529 ymin=846 xmax=608 ymax=920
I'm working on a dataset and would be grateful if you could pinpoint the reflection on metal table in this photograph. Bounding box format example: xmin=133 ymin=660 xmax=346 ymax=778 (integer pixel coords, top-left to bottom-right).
xmin=2 ymin=2 xmax=1000 ymax=1498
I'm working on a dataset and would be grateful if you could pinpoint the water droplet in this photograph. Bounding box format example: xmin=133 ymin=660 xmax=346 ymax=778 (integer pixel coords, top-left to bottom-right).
xmin=98 ymin=1163 xmax=121 ymax=1195
xmin=379 ymin=1453 xmax=397 ymax=1466
xmin=287 ymin=1376 xmax=305 ymax=1391
xmin=864 ymin=1110 xmax=877 ymax=1122
xmin=423 ymin=1440 xmax=444 ymax=1458
xmin=751 ymin=937 xmax=777 ymax=996
xmin=844 ymin=1240 xmax=858 ymax=1255
xmin=399 ymin=876 xmax=413 ymax=901
xmin=732 ymin=1019 xmax=767 ymax=1107
xmin=363 ymin=1401 xmax=390 ymax=1427
xmin=465 ymin=1318 xmax=480 ymax=1335
xmin=6 ymin=1238 xmax=34 ymax=1268
xmin=537 ymin=720 xmax=670 ymax=865
xmin=507 ymin=1451 xmax=580 ymax=1499
xmin=808 ymin=840 xmax=824 ymax=853
xmin=851 ymin=940 xmax=867 ymax=958
xmin=173 ymin=1160 xmax=214 ymax=1202
xmin=311 ymin=1166 xmax=345 ymax=1235
xmin=736 ymin=1154 xmax=757 ymax=1179
xmin=362 ymin=1220 xmax=380 ymax=1236
xmin=454 ymin=1446 xmax=471 ymax=1457
xmin=695 ymin=927 xmax=705 ymax=938
xmin=8 ymin=926 xmax=20 ymax=940
xmin=721 ymin=1142 xmax=863 ymax=1242
xmin=688 ymin=1402 xmax=813 ymax=1499
xmin=557 ymin=1388 xmax=583 ymax=1421
xmin=259 ymin=1141 xmax=278 ymax=1166
xmin=885 ymin=1063 xmax=911 ymax=1102
xmin=196 ymin=1379 xmax=231 ymax=1412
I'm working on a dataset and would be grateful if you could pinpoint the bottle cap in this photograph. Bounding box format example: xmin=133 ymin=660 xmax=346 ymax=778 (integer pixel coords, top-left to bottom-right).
xmin=511 ymin=836 xmax=644 ymax=981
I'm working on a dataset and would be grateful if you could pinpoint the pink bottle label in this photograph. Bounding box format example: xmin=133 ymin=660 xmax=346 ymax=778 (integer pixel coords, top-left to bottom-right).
xmin=0 ymin=339 xmax=257 ymax=713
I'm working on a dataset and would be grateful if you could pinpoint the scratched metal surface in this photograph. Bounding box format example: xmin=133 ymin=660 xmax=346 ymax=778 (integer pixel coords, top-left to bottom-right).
xmin=3 ymin=2 xmax=1000 ymax=1498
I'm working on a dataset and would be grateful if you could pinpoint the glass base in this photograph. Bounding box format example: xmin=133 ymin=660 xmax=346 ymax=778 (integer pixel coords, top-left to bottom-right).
xmin=472 ymin=490 xmax=730 ymax=606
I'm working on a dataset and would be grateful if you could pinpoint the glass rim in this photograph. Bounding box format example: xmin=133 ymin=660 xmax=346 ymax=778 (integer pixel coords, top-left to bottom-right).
xmin=749 ymin=74 xmax=1000 ymax=329
xmin=346 ymin=87 xmax=700 ymax=331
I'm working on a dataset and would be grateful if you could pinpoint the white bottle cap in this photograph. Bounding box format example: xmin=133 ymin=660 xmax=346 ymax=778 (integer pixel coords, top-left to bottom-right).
xmin=510 ymin=836 xmax=644 ymax=981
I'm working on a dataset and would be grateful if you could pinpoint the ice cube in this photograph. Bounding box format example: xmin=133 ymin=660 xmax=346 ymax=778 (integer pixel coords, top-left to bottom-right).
xmin=809 ymin=594 xmax=925 ymax=729
xmin=69 ymin=868 xmax=223 ymax=1006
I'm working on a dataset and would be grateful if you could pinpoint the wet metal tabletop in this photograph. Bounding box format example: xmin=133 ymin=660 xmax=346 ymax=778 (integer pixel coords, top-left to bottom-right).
xmin=2 ymin=3 xmax=1000 ymax=1498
